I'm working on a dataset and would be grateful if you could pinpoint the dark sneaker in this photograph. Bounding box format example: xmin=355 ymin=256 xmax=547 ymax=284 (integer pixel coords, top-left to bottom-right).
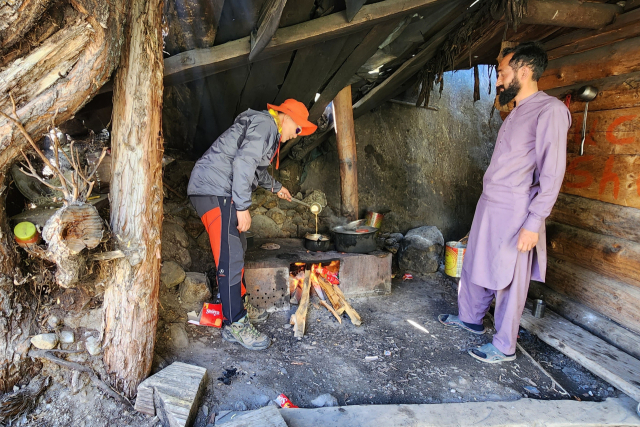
xmin=221 ymin=316 xmax=271 ymax=350
xmin=244 ymin=296 xmax=269 ymax=323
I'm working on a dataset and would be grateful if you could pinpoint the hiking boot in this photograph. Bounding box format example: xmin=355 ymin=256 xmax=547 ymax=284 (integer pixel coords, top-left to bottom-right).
xmin=221 ymin=316 xmax=271 ymax=350
xmin=244 ymin=295 xmax=269 ymax=323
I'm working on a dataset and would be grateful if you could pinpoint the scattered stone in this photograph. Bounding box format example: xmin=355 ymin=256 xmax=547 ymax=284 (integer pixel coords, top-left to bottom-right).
xmin=47 ymin=316 xmax=60 ymax=329
xmin=390 ymin=233 xmax=404 ymax=242
xmin=169 ymin=323 xmax=190 ymax=349
xmin=249 ymin=215 xmax=282 ymax=238
xmin=255 ymin=394 xmax=271 ymax=407
xmin=303 ymin=190 xmax=327 ymax=207
xmin=64 ymin=308 xmax=103 ymax=332
xmin=197 ymin=232 xmax=211 ymax=250
xmin=399 ymin=226 xmax=445 ymax=274
xmin=280 ymin=368 xmax=288 ymax=376
xmin=365 ymin=356 xmax=379 ymax=362
xmin=311 ymin=394 xmax=338 ymax=408
xmin=85 ymin=336 xmax=101 ymax=356
xmin=235 ymin=401 xmax=248 ymax=412
xmin=31 ymin=334 xmax=58 ymax=350
xmin=71 ymin=370 xmax=85 ymax=394
xmin=162 ymin=222 xmax=192 ymax=269
xmin=266 ymin=208 xmax=286 ymax=225
xmin=135 ymin=362 xmax=208 ymax=427
xmin=59 ymin=330 xmax=75 ymax=344
xmin=202 ymin=405 xmax=209 ymax=416
xmin=161 ymin=261 xmax=186 ymax=288
xmin=179 ymin=272 xmax=211 ymax=310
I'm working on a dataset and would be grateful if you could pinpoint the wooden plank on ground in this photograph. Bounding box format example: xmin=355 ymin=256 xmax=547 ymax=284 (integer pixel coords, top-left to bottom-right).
xmin=566 ymin=107 xmax=640 ymax=155
xmin=134 ymin=362 xmax=208 ymax=427
xmin=546 ymin=221 xmax=640 ymax=289
xmin=164 ymin=0 xmax=449 ymax=86
xmin=549 ymin=193 xmax=640 ymax=244
xmin=529 ymin=280 xmax=640 ymax=360
xmin=561 ymin=153 xmax=640 ymax=208
xmin=520 ymin=306 xmax=640 ymax=402
xmin=220 ymin=405 xmax=287 ymax=427
xmin=538 ymin=36 xmax=640 ymax=92
xmin=543 ymin=257 xmax=640 ymax=335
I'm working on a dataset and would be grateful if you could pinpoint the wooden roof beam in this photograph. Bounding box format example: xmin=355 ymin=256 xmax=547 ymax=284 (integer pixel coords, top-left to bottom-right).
xmin=249 ymin=0 xmax=288 ymax=62
xmin=352 ymin=0 xmax=472 ymax=118
xmin=493 ymin=0 xmax=623 ymax=30
xmin=164 ymin=0 xmax=451 ymax=86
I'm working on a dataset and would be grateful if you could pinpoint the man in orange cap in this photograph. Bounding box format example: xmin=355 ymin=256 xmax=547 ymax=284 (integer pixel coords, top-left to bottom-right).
xmin=188 ymin=99 xmax=317 ymax=350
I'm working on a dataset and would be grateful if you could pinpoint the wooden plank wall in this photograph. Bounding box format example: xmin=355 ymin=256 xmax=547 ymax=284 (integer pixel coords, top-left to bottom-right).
xmin=535 ymin=10 xmax=640 ymax=343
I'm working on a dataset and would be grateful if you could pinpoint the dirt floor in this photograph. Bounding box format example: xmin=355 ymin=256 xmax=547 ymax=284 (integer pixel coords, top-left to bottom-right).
xmin=21 ymin=271 xmax=618 ymax=427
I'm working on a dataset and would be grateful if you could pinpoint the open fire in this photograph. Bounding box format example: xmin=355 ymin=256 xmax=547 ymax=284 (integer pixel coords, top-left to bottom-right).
xmin=289 ymin=260 xmax=361 ymax=338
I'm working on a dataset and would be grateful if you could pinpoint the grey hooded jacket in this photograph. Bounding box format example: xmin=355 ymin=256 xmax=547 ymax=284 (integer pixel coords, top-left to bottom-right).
xmin=187 ymin=109 xmax=282 ymax=211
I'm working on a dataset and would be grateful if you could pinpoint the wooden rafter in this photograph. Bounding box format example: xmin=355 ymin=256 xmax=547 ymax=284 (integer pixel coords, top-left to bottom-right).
xmin=164 ymin=0 xmax=451 ymax=86
xmin=346 ymin=0 xmax=367 ymax=22
xmin=352 ymin=0 xmax=471 ymax=118
xmin=250 ymin=0 xmax=288 ymax=62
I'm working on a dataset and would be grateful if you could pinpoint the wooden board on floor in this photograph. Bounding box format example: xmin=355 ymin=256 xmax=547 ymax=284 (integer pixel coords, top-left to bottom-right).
xmin=528 ymin=280 xmax=640 ymax=360
xmin=219 ymin=405 xmax=287 ymax=427
xmin=520 ymin=306 xmax=640 ymax=402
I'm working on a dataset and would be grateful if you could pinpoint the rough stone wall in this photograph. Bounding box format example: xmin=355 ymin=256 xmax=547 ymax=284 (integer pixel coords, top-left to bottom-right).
xmin=298 ymin=66 xmax=501 ymax=241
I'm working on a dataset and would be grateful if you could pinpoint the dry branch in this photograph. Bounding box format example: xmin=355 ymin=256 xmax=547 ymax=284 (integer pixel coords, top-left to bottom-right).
xmin=28 ymin=349 xmax=132 ymax=407
xmin=291 ymin=270 xmax=311 ymax=339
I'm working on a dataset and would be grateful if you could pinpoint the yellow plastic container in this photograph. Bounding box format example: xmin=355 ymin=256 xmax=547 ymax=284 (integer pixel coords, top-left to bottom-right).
xmin=444 ymin=241 xmax=466 ymax=278
xmin=14 ymin=221 xmax=39 ymax=248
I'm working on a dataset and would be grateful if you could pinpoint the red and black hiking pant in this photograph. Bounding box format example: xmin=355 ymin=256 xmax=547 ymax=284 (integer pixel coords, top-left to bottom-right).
xmin=190 ymin=196 xmax=247 ymax=325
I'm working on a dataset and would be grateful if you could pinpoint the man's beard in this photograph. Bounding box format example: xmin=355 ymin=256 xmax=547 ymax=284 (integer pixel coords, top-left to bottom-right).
xmin=498 ymin=77 xmax=521 ymax=106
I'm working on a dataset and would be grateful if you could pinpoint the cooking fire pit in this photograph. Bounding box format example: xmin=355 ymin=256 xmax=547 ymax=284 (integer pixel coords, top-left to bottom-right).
xmin=243 ymin=238 xmax=392 ymax=311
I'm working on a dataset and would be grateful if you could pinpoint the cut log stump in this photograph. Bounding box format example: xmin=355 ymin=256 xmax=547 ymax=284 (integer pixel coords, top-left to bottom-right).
xmin=134 ymin=362 xmax=208 ymax=427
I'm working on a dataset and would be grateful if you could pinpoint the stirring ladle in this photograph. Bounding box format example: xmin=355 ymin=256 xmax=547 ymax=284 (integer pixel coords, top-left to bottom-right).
xmin=576 ymin=85 xmax=598 ymax=156
xmin=287 ymin=197 xmax=322 ymax=214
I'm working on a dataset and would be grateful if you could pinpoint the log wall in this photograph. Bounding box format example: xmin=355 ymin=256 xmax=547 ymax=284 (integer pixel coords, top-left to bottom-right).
xmin=533 ymin=9 xmax=640 ymax=345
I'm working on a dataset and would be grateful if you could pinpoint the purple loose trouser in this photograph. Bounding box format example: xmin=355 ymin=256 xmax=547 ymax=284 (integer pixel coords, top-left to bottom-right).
xmin=457 ymin=249 xmax=533 ymax=355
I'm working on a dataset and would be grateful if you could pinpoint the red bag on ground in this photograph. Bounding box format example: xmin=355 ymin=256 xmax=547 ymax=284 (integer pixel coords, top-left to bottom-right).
xmin=199 ymin=302 xmax=224 ymax=328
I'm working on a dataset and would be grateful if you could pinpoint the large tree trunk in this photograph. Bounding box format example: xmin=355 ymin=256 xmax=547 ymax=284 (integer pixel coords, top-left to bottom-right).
xmin=0 ymin=0 xmax=129 ymax=391
xmin=102 ymin=0 xmax=164 ymax=399
xmin=0 ymin=171 xmax=36 ymax=393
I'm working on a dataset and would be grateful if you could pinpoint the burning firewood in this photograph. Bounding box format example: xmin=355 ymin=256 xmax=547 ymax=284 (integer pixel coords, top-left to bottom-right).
xmin=332 ymin=282 xmax=362 ymax=326
xmin=319 ymin=300 xmax=342 ymax=324
xmin=291 ymin=269 xmax=311 ymax=339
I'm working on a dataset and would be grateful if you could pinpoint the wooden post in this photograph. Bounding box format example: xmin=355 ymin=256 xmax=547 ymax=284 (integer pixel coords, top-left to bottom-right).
xmin=102 ymin=0 xmax=164 ymax=398
xmin=334 ymin=85 xmax=359 ymax=221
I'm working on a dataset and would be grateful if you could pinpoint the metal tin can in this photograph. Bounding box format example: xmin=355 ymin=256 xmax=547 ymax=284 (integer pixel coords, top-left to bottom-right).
xmin=533 ymin=299 xmax=546 ymax=318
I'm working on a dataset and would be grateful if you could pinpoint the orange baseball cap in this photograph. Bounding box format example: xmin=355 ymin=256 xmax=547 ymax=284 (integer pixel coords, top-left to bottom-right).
xmin=267 ymin=99 xmax=317 ymax=136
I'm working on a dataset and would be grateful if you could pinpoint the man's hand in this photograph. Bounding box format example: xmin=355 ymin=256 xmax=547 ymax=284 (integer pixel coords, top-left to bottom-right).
xmin=237 ymin=210 xmax=252 ymax=233
xmin=517 ymin=228 xmax=539 ymax=253
xmin=276 ymin=187 xmax=292 ymax=201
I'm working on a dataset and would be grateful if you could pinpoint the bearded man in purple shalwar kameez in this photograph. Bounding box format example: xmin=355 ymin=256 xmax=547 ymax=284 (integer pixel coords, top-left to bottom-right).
xmin=439 ymin=42 xmax=571 ymax=363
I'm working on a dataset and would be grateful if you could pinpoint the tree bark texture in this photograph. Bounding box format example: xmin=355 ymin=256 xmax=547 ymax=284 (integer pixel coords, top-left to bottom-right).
xmin=0 ymin=0 xmax=128 ymax=393
xmin=0 ymin=171 xmax=35 ymax=393
xmin=334 ymin=85 xmax=359 ymax=221
xmin=102 ymin=0 xmax=164 ymax=399
xmin=0 ymin=0 xmax=129 ymax=176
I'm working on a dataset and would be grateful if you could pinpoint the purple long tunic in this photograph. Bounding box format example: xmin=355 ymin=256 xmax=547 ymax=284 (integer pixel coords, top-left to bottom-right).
xmin=462 ymin=91 xmax=571 ymax=290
